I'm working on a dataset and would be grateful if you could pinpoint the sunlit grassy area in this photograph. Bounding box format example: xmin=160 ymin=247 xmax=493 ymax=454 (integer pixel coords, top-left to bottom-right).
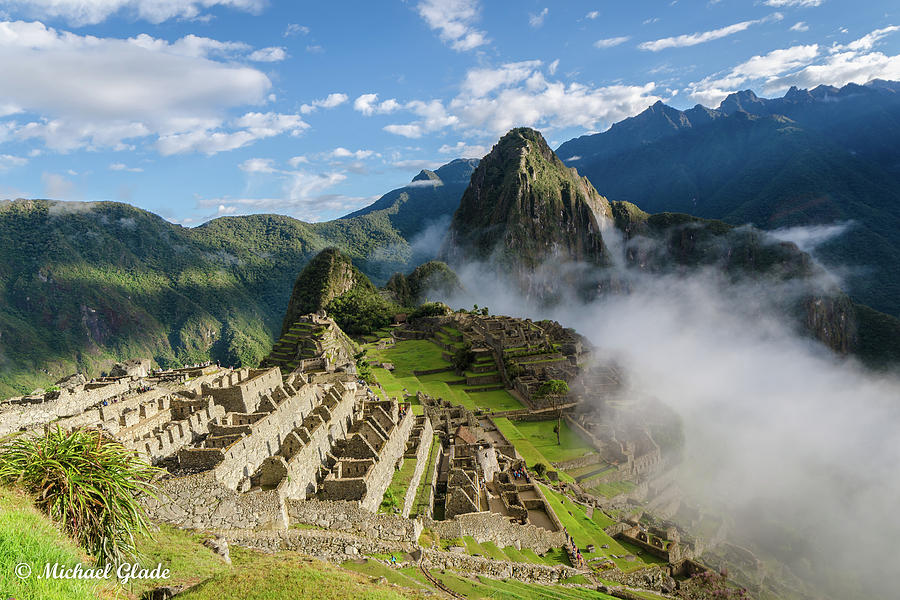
xmin=368 ymin=340 xmax=449 ymax=376
xmin=466 ymin=389 xmax=524 ymax=411
xmin=0 ymin=487 xmax=109 ymax=600
xmin=539 ymin=485 xmax=665 ymax=573
xmin=514 ymin=420 xmax=595 ymax=463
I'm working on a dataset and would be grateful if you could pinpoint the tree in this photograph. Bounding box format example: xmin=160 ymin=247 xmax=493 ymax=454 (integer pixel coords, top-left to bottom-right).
xmin=532 ymin=462 xmax=548 ymax=478
xmin=536 ymin=379 xmax=570 ymax=444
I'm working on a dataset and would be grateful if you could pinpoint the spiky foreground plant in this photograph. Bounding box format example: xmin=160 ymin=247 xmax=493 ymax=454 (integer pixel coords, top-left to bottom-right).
xmin=0 ymin=427 xmax=160 ymax=565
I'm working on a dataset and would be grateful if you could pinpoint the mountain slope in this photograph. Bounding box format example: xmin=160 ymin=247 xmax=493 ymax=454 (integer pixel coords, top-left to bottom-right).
xmin=441 ymin=127 xmax=899 ymax=363
xmin=556 ymin=81 xmax=900 ymax=316
xmin=0 ymin=161 xmax=475 ymax=398
xmin=441 ymin=128 xmax=613 ymax=297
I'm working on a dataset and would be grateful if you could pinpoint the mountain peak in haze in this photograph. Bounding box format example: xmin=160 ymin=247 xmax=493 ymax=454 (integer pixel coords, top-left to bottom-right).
xmin=441 ymin=127 xmax=612 ymax=297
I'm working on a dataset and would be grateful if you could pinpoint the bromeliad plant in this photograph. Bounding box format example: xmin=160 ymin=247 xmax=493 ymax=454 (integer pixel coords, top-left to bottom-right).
xmin=0 ymin=427 xmax=161 ymax=566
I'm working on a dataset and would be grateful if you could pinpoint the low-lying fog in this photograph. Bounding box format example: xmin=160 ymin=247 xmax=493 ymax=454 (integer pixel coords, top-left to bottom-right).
xmin=433 ymin=226 xmax=900 ymax=598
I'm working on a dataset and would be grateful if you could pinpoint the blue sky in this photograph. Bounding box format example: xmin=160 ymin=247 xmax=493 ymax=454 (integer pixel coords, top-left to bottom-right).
xmin=0 ymin=0 xmax=898 ymax=224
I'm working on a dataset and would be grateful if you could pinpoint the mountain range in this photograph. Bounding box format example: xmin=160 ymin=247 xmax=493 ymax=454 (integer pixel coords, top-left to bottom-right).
xmin=3 ymin=81 xmax=900 ymax=397
xmin=556 ymin=80 xmax=900 ymax=317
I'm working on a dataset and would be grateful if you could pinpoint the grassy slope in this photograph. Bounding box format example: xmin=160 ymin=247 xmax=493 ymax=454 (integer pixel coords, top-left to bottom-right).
xmin=0 ymin=487 xmax=108 ymax=600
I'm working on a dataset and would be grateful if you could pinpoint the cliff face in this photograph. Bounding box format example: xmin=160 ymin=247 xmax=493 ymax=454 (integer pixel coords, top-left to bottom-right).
xmin=441 ymin=128 xmax=613 ymax=298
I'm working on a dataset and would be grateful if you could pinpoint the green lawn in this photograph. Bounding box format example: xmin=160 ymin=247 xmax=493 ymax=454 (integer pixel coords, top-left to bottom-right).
xmin=514 ymin=421 xmax=595 ymax=463
xmin=368 ymin=340 xmax=449 ymax=377
xmin=410 ymin=435 xmax=440 ymax=517
xmin=586 ymin=481 xmax=636 ymax=499
xmin=379 ymin=458 xmax=419 ymax=514
xmin=0 ymin=487 xmax=108 ymax=600
xmin=466 ymin=389 xmax=524 ymax=411
xmin=341 ymin=559 xmax=427 ymax=591
xmin=539 ymin=485 xmax=664 ymax=573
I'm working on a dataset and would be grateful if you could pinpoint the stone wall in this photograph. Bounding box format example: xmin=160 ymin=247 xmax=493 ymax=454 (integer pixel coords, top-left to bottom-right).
xmin=223 ymin=527 xmax=413 ymax=561
xmin=401 ymin=418 xmax=434 ymax=518
xmin=360 ymin=408 xmax=414 ymax=512
xmin=271 ymin=383 xmax=356 ymax=499
xmin=142 ymin=471 xmax=286 ymax=530
xmin=202 ymin=367 xmax=282 ymax=413
xmin=426 ymin=511 xmax=566 ymax=555
xmin=421 ymin=548 xmax=580 ymax=583
xmin=0 ymin=379 xmax=131 ymax=436
xmin=285 ymin=499 xmax=422 ymax=543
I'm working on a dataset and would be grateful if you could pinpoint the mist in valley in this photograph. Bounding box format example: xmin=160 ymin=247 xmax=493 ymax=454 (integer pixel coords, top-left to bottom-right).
xmin=432 ymin=225 xmax=900 ymax=598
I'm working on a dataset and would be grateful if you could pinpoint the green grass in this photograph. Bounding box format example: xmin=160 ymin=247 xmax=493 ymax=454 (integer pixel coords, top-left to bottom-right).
xmin=466 ymin=389 xmax=524 ymax=411
xmin=514 ymin=421 xmax=595 ymax=463
xmin=419 ymin=380 xmax=477 ymax=410
xmin=410 ymin=435 xmax=440 ymax=517
xmin=368 ymin=340 xmax=448 ymax=377
xmin=341 ymin=558 xmax=428 ymax=591
xmin=0 ymin=486 xmax=108 ymax=600
xmin=131 ymin=523 xmax=231 ymax=595
xmin=379 ymin=458 xmax=419 ymax=514
xmin=586 ymin=481 xmax=636 ymax=499
xmin=539 ymin=485 xmax=664 ymax=573
xmin=177 ymin=547 xmax=417 ymax=600
xmin=479 ymin=541 xmax=509 ymax=561
xmin=492 ymin=418 xmax=574 ymax=483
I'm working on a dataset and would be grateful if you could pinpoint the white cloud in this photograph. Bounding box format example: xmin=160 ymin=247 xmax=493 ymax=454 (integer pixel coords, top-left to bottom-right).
xmin=548 ymin=59 xmax=559 ymax=75
xmin=585 ymin=11 xmax=599 ymax=20
xmin=438 ymin=141 xmax=489 ymax=157
xmin=375 ymin=62 xmax=662 ymax=140
xmin=108 ymin=162 xmax=142 ymax=172
xmin=529 ymin=8 xmax=548 ymax=28
xmin=791 ymin=21 xmax=809 ymax=32
xmin=353 ymin=93 xmax=404 ymax=116
xmin=686 ymin=26 xmax=900 ymax=106
xmin=287 ymin=155 xmax=308 ymax=167
xmin=416 ymin=0 xmax=489 ymax=52
xmin=299 ymin=92 xmax=348 ymax=114
xmin=764 ymin=0 xmax=822 ymax=6
xmin=686 ymin=44 xmax=820 ymax=105
xmin=0 ymin=153 xmax=26 ymax=169
xmin=328 ymin=147 xmax=377 ymax=160
xmin=0 ymin=0 xmax=265 ymax=26
xmin=247 ymin=46 xmax=286 ymax=62
xmin=393 ymin=159 xmax=443 ymax=170
xmin=639 ymin=13 xmax=783 ymax=51
xmin=283 ymin=23 xmax=309 ymax=37
xmin=156 ymin=112 xmax=308 ymax=155
xmin=594 ymin=36 xmax=630 ymax=49
xmin=0 ymin=21 xmax=281 ymax=153
xmin=239 ymin=157 xmax=276 ymax=173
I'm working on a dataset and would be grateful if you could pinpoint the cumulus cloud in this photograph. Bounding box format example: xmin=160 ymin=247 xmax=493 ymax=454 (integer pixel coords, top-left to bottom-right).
xmin=247 ymin=46 xmax=286 ymax=62
xmin=529 ymin=7 xmax=548 ymax=28
xmin=790 ymin=21 xmax=809 ymax=32
xmin=375 ymin=60 xmax=662 ymax=139
xmin=594 ymin=36 xmax=630 ymax=49
xmin=686 ymin=26 xmax=900 ymax=106
xmin=300 ymin=92 xmax=348 ymax=114
xmin=687 ymin=44 xmax=820 ymax=105
xmin=585 ymin=11 xmax=599 ymax=20
xmin=0 ymin=20 xmax=298 ymax=154
xmin=438 ymin=141 xmax=489 ymax=158
xmin=238 ymin=157 xmax=276 ymax=173
xmin=416 ymin=0 xmax=489 ymax=52
xmin=639 ymin=13 xmax=783 ymax=51
xmin=283 ymin=23 xmax=309 ymax=37
xmin=0 ymin=0 xmax=265 ymax=26
xmin=156 ymin=112 xmax=308 ymax=155
xmin=328 ymin=147 xmax=377 ymax=160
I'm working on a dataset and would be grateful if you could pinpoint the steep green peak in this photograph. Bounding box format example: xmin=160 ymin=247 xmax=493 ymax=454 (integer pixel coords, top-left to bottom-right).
xmin=278 ymin=247 xmax=375 ymax=337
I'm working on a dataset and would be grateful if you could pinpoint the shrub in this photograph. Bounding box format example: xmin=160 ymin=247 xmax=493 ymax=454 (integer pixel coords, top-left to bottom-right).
xmin=0 ymin=427 xmax=160 ymax=565
xmin=532 ymin=463 xmax=548 ymax=478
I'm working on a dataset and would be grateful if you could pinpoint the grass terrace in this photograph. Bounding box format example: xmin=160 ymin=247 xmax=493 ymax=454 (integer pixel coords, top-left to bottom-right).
xmin=539 ymin=485 xmax=665 ymax=573
xmin=379 ymin=457 xmax=419 ymax=514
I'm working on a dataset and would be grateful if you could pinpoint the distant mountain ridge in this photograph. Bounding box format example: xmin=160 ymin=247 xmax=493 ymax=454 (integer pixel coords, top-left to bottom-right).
xmin=441 ymin=127 xmax=899 ymax=364
xmin=556 ymin=80 xmax=900 ymax=316
xmin=0 ymin=162 xmax=476 ymax=398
